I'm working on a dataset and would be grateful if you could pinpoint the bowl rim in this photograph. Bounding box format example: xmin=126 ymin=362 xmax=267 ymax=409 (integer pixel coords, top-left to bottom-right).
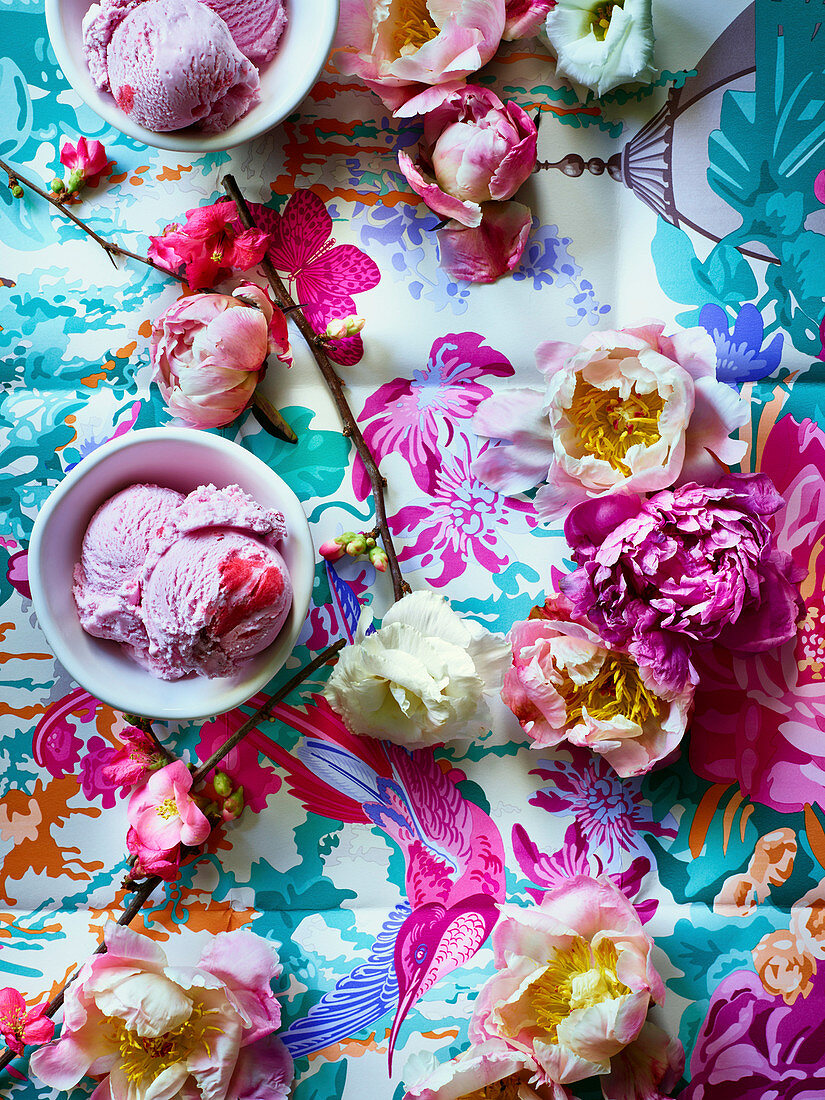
xmin=44 ymin=0 xmax=340 ymax=153
xmin=29 ymin=427 xmax=315 ymax=720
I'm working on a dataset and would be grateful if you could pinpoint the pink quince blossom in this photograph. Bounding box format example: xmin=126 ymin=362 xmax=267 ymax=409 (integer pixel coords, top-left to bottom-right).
xmin=126 ymin=760 xmax=210 ymax=876
xmin=151 ymin=284 xmax=291 ymax=429
xmin=334 ymin=0 xmax=506 ymax=113
xmin=398 ymin=85 xmax=537 ymax=227
xmin=102 ymin=725 xmax=166 ymax=789
xmin=438 ymin=200 xmax=533 ymax=282
xmin=503 ymin=593 xmax=693 ymax=777
xmin=404 ymin=1039 xmax=568 ymax=1099
xmin=472 ymin=322 xmax=750 ymax=521
xmin=503 ymin=0 xmax=556 ymax=38
xmin=148 ymin=201 xmax=271 ymax=290
xmin=0 ymin=988 xmax=54 ymax=1057
xmin=59 ymin=137 xmax=112 ymax=188
xmin=470 ymin=876 xmax=672 ymax=1091
xmin=30 ymin=923 xmax=290 ymax=1100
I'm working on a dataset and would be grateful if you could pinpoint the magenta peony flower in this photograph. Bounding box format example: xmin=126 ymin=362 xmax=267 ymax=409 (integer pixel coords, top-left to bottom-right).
xmin=437 ymin=200 xmax=532 ymax=282
xmin=151 ymin=284 xmax=291 ymax=429
xmin=59 ymin=136 xmax=112 ymax=188
xmin=562 ymin=474 xmax=805 ymax=694
xmin=30 ymin=923 xmax=290 ymax=1100
xmin=148 ymin=201 xmax=271 ymax=289
xmin=398 ymin=85 xmax=537 ymax=228
xmin=333 ymin=0 xmax=505 ymax=113
xmin=0 ymin=988 xmax=54 ymax=1057
xmin=503 ymin=593 xmax=693 ymax=776
xmin=126 ymin=759 xmax=211 ymax=877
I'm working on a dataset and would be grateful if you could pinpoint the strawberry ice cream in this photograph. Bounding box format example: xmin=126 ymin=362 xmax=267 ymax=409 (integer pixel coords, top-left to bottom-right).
xmin=73 ymin=482 xmax=293 ymax=680
xmin=82 ymin=0 xmax=262 ymax=133
xmin=202 ymin=0 xmax=287 ymax=66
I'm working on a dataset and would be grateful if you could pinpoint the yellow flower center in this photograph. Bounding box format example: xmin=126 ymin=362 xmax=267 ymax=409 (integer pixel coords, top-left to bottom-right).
xmin=567 ymin=376 xmax=665 ymax=475
xmin=589 ymin=1 xmax=623 ymax=41
xmin=529 ymin=938 xmax=631 ymax=1043
xmin=156 ymin=796 xmax=179 ymax=820
xmin=107 ymin=1004 xmax=222 ymax=1086
xmin=458 ymin=1075 xmax=526 ymax=1100
xmin=560 ymin=652 xmax=667 ymax=728
xmin=392 ymin=0 xmax=439 ymax=56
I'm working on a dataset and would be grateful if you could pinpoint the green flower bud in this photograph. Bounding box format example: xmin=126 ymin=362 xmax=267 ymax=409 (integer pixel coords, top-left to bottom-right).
xmin=50 ymin=178 xmax=66 ymax=194
xmin=223 ymin=786 xmax=245 ymax=819
xmin=10 ymin=184 xmax=23 ymax=198
xmin=212 ymin=770 xmax=233 ymax=797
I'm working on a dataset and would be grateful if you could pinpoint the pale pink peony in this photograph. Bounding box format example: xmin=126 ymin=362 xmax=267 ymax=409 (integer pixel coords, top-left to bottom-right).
xmin=438 ymin=200 xmax=532 ymax=282
xmin=29 ymin=923 xmax=289 ymax=1100
xmin=472 ymin=322 xmax=749 ymax=522
xmin=503 ymin=0 xmax=556 ymax=39
xmin=398 ymin=85 xmax=537 ymax=228
xmin=126 ymin=759 xmax=210 ymax=876
xmin=404 ymin=1039 xmax=569 ymax=1099
xmin=334 ymin=0 xmax=506 ymax=113
xmin=151 ymin=284 xmax=291 ymax=429
xmin=470 ymin=876 xmax=666 ymax=1087
xmin=503 ymin=594 xmax=693 ymax=777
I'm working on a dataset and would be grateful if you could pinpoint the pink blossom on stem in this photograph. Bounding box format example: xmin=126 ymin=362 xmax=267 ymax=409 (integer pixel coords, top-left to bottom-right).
xmin=59 ymin=137 xmax=112 ymax=188
xmin=102 ymin=725 xmax=165 ymax=789
xmin=126 ymin=760 xmax=210 ymax=877
xmin=0 ymin=989 xmax=54 ymax=1057
xmin=148 ymin=201 xmax=271 ymax=290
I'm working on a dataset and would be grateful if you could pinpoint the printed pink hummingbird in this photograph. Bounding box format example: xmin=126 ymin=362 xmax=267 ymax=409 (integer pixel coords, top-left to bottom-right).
xmin=249 ymin=696 xmax=506 ymax=1070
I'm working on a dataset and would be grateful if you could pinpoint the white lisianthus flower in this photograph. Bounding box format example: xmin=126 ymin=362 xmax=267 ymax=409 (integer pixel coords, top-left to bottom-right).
xmin=543 ymin=0 xmax=655 ymax=98
xmin=323 ymin=590 xmax=511 ymax=748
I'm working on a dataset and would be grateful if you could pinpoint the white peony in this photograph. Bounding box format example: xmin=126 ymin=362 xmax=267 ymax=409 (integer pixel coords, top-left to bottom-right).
xmin=323 ymin=590 xmax=511 ymax=748
xmin=543 ymin=0 xmax=655 ymax=98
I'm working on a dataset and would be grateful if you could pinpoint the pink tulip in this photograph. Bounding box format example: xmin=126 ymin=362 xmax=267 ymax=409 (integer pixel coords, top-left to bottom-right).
xmin=127 ymin=759 xmax=210 ymax=863
xmin=398 ymin=85 xmax=537 ymax=227
xmin=151 ymin=284 xmax=291 ymax=429
xmin=437 ymin=200 xmax=532 ymax=282
xmin=334 ymin=0 xmax=506 ymax=112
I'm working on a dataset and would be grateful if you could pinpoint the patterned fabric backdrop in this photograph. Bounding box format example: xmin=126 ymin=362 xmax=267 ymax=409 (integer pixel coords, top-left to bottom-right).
xmin=3 ymin=0 xmax=825 ymax=1095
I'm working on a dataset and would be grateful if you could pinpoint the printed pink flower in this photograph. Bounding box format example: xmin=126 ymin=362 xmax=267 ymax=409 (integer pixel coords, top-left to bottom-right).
xmin=250 ymin=193 xmax=380 ymax=366
xmin=503 ymin=0 xmax=556 ymax=38
xmin=334 ymin=0 xmax=506 ymax=113
xmin=151 ymin=284 xmax=290 ymax=429
xmin=355 ymin=332 xmax=514 ymax=498
xmin=30 ymin=923 xmax=289 ymax=1100
xmin=815 ymin=169 xmax=825 ymax=205
xmin=196 ymin=692 xmax=283 ymax=815
xmin=470 ymin=876 xmax=667 ymax=1087
xmin=5 ymin=548 xmax=30 ymax=600
xmin=398 ymin=85 xmax=537 ymax=227
xmin=404 ymin=1039 xmax=568 ymax=1099
xmin=102 ymin=725 xmax=166 ymax=789
xmin=690 ymin=415 xmax=825 ymax=813
xmin=126 ymin=760 xmax=210 ymax=876
xmin=148 ymin=201 xmax=271 ymax=290
xmin=472 ymin=323 xmax=749 ymax=522
xmin=59 ymin=137 xmax=112 ymax=188
xmin=0 ymin=988 xmax=54 ymax=1057
xmin=392 ymin=437 xmax=536 ymax=586
xmin=562 ymin=473 xmax=805 ymax=694
xmin=438 ymin=200 xmax=532 ymax=282
xmin=503 ymin=593 xmax=693 ymax=777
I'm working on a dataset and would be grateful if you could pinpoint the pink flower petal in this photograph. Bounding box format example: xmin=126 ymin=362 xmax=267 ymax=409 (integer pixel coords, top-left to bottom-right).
xmin=398 ymin=150 xmax=483 ymax=227
xmin=438 ymin=200 xmax=531 ymax=283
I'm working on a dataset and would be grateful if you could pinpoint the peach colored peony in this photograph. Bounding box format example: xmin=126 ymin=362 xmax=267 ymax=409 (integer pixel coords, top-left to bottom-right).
xmin=470 ymin=876 xmax=666 ymax=1086
xmin=791 ymin=879 xmax=825 ymax=960
xmin=752 ymin=929 xmax=816 ymax=1005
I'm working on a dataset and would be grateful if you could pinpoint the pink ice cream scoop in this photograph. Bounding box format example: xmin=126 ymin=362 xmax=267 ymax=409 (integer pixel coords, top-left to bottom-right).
xmin=82 ymin=0 xmax=260 ymax=132
xmin=73 ymin=482 xmax=293 ymax=680
xmin=202 ymin=0 xmax=287 ymax=66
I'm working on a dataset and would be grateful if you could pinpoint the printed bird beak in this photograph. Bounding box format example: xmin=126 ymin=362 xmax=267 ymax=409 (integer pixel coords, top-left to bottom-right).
xmin=387 ymin=979 xmax=424 ymax=1075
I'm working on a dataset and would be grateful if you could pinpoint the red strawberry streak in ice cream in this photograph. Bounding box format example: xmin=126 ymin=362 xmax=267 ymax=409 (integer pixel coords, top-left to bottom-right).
xmin=213 ymin=555 xmax=285 ymax=635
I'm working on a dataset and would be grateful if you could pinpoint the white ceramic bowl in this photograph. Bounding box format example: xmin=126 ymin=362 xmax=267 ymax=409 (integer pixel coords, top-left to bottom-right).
xmin=29 ymin=428 xmax=314 ymax=721
xmin=45 ymin=0 xmax=339 ymax=152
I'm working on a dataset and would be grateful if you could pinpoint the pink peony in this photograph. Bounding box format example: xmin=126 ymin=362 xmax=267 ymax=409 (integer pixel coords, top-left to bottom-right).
xmin=148 ymin=201 xmax=271 ymax=290
xmin=503 ymin=593 xmax=693 ymax=776
xmin=126 ymin=759 xmax=211 ymax=878
xmin=437 ymin=200 xmax=532 ymax=282
xmin=472 ymin=323 xmax=749 ymax=522
xmin=469 ymin=876 xmax=669 ymax=1088
xmin=503 ymin=0 xmax=556 ymax=38
xmin=59 ymin=136 xmax=112 ymax=188
xmin=334 ymin=0 xmax=506 ymax=113
xmin=0 ymin=988 xmax=54 ymax=1057
xmin=30 ymin=923 xmax=289 ymax=1100
xmin=398 ymin=85 xmax=537 ymax=227
xmin=102 ymin=725 xmax=166 ymax=789
xmin=151 ymin=284 xmax=291 ymax=429
xmin=562 ymin=474 xmax=805 ymax=694
xmin=404 ymin=1039 xmax=567 ymax=1099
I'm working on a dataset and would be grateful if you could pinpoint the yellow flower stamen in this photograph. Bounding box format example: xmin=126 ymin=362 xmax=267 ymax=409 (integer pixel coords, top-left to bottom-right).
xmin=567 ymin=375 xmax=665 ymax=476
xmin=560 ymin=652 xmax=666 ymax=728
xmin=589 ymin=1 xmax=623 ymax=41
xmin=156 ymin=796 xmax=179 ymax=820
xmin=529 ymin=938 xmax=631 ymax=1043
xmin=106 ymin=1004 xmax=224 ymax=1087
xmin=458 ymin=1075 xmax=526 ymax=1100
xmin=392 ymin=0 xmax=439 ymax=56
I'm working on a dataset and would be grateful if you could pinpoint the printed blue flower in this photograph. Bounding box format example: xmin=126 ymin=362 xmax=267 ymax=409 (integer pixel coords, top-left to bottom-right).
xmin=700 ymin=303 xmax=784 ymax=387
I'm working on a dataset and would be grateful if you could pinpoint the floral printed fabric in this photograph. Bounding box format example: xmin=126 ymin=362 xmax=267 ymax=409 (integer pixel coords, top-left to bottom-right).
xmin=2 ymin=0 xmax=825 ymax=1098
